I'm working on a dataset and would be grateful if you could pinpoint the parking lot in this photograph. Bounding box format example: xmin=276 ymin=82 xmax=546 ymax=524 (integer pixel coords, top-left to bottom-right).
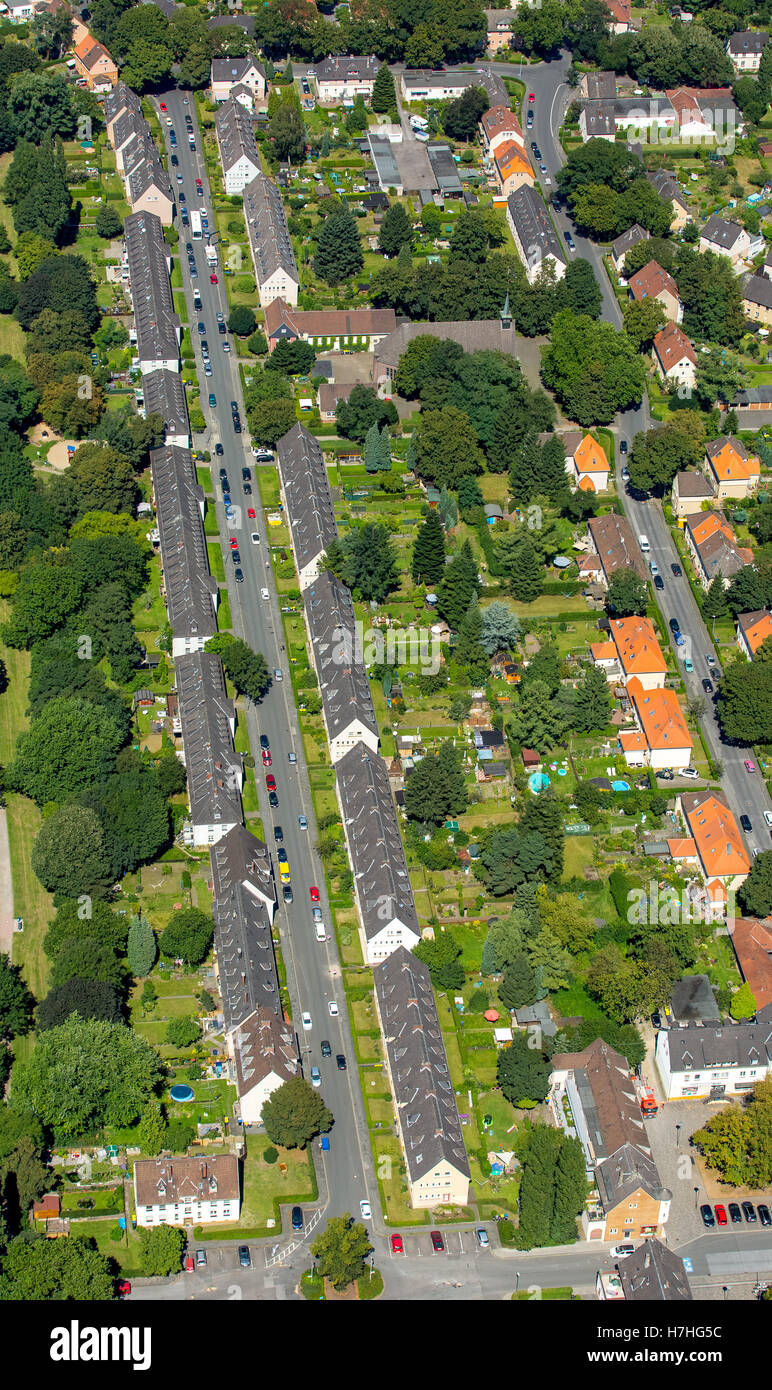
xmin=385 ymin=1225 xmax=494 ymax=1258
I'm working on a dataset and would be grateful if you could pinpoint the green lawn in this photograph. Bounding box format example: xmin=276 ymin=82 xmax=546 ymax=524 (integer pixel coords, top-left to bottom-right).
xmin=6 ymin=794 xmax=53 ymax=1006
xmin=195 ymin=1133 xmax=316 ymax=1237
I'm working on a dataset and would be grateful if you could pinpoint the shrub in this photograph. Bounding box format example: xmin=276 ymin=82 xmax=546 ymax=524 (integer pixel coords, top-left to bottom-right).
xmin=263 ymin=1145 xmax=279 ymax=1165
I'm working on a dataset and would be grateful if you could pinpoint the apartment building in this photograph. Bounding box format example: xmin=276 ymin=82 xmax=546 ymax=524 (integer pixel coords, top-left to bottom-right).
xmin=123 ymin=211 xmax=181 ymax=373
xmin=150 ymin=446 xmax=218 ymax=657
xmin=275 ymin=424 xmax=338 ymax=590
xmin=134 ymin=1156 xmax=240 ymax=1227
xmin=242 ymin=173 xmax=299 ymax=308
xmin=73 ymin=34 xmax=117 ymax=91
xmin=303 ymin=571 xmax=379 ymax=762
xmin=215 ymin=98 xmax=261 ymax=194
xmin=175 ymin=651 xmax=243 ymax=848
xmin=484 ymin=8 xmax=515 ymax=54
xmin=655 ymin=1021 xmax=772 ymax=1099
xmin=373 ymin=948 xmax=471 ymax=1208
xmin=479 ymin=104 xmax=525 ymax=159
xmin=506 ymin=184 xmax=565 ymax=285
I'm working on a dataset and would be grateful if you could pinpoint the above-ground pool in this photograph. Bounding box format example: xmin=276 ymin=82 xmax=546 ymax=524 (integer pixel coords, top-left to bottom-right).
xmin=528 ymin=772 xmax=550 ymax=793
xmin=170 ymin=1084 xmax=194 ymax=1103
xmin=611 ymin=780 xmax=631 ymax=792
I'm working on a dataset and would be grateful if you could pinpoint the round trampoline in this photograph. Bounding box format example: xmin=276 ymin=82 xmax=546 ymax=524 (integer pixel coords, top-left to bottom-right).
xmin=170 ymin=1084 xmax=194 ymax=1103
xmin=528 ymin=771 xmax=550 ymax=793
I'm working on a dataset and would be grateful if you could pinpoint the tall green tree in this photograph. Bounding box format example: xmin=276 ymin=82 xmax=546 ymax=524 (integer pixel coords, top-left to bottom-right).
xmin=437 ymin=540 xmax=480 ymax=628
xmin=314 ymin=211 xmax=363 ymax=285
xmin=310 ymin=1215 xmax=372 ymax=1290
xmin=371 ymin=63 xmax=396 ymax=114
xmin=262 ymin=1077 xmax=333 ymax=1150
xmin=412 ymin=510 xmax=447 ymax=585
xmin=378 ymin=202 xmax=413 ymax=257
xmin=0 ymin=1234 xmax=115 ymax=1301
xmin=497 ymin=1033 xmax=551 ymax=1105
xmin=127 ymin=914 xmax=156 ymax=978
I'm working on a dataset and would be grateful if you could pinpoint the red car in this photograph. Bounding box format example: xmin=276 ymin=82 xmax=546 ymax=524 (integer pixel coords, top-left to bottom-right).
xmin=715 ymin=1204 xmax=728 ymax=1226
xmin=229 ymin=537 xmax=239 ymax=550
xmin=247 ymin=507 xmax=256 ymax=519
xmin=430 ymin=1230 xmax=445 ymax=1253
xmin=265 ymin=774 xmax=276 ymax=791
xmin=390 ymin=1234 xmax=404 ymax=1254
xmin=310 ymin=886 xmax=320 ymax=902
xmin=262 ymin=749 xmax=271 ymax=767
xmin=117 ymin=1280 xmax=131 ymax=1298
xmin=195 ymin=177 xmax=202 ymax=186
xmin=184 ymin=1254 xmax=194 ymax=1272
xmin=528 ymin=92 xmax=535 ymax=102
xmin=210 ymin=273 xmax=218 ymax=283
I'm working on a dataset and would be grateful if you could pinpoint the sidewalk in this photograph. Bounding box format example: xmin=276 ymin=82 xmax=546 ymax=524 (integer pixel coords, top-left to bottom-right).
xmin=0 ymin=808 xmax=15 ymax=957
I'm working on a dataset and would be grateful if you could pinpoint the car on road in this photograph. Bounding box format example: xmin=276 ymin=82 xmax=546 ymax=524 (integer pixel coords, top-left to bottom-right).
xmin=261 ymin=587 xmax=269 ymax=601
xmin=430 ymin=1230 xmax=445 ymax=1252
xmin=184 ymin=1254 xmax=194 ymax=1272
xmin=360 ymin=1200 xmax=372 ymax=1219
xmin=758 ymin=1204 xmax=772 ymax=1226
xmin=700 ymin=1204 xmax=715 ymax=1227
xmin=742 ymin=1201 xmax=757 ymax=1222
xmin=702 ymin=678 xmax=713 ymax=694
xmin=210 ymin=273 xmax=218 ymax=283
xmin=234 ymin=565 xmax=244 ymax=582
xmin=671 ymin=562 xmax=682 ymax=576
xmin=526 ymin=113 xmax=533 ymax=128
xmin=274 ymin=668 xmax=283 ymax=681
xmin=328 ymin=1000 xmax=339 ymax=1017
xmin=320 ymin=1039 xmax=331 ymax=1057
xmin=274 ymin=824 xmax=283 ymax=842
xmin=336 ymin=1053 xmax=346 ymax=1070
xmin=229 ymin=537 xmax=239 ymax=550
xmin=741 ymin=814 xmax=753 ymax=833
xmin=159 ymin=101 xmax=167 ymax=111
xmin=288 ymin=751 xmax=297 ymax=763
xmin=621 ymin=466 xmax=630 ymax=482
xmin=277 ymin=849 xmax=287 ymax=864
xmin=683 ymin=657 xmax=693 ymax=672
xmin=242 ymin=467 xmax=251 ymax=482
xmin=705 ymin=653 xmax=715 ymax=666
xmin=391 ymin=1234 xmax=404 ymax=1254
xmin=118 ymin=1280 xmax=131 ymax=1298
xmin=195 ymin=177 xmax=202 ymax=186
xmin=528 ymin=92 xmax=535 ymax=102
xmin=669 ymin=617 xmax=681 ymax=635
xmin=265 ymin=774 xmax=276 ymax=791
xmin=269 ymin=791 xmax=279 ymax=807
xmin=620 ymin=439 xmax=628 ymax=454
xmin=298 ymin=814 xmax=308 ymax=829
xmin=291 ymin=1207 xmax=304 ymax=1232
xmin=238 ymin=1246 xmax=251 ymax=1268
xmin=476 ymin=1228 xmax=490 ymax=1248
xmin=208 ymin=393 xmax=216 ymax=407
xmin=539 ymin=163 xmax=547 ymax=174
xmin=610 ymin=1243 xmax=635 ymax=1258
xmin=729 ymin=1203 xmax=742 ymax=1224
xmin=530 ymin=140 xmax=538 ymax=151
xmin=233 ymin=418 xmax=242 ymax=432
xmin=301 ymin=1012 xmax=312 ymax=1030
xmin=250 ymin=530 xmax=260 ymax=544
xmin=195 ymin=1249 xmax=207 ymax=1267
xmin=262 ymin=749 xmax=271 ymax=767
xmin=310 ymin=886 xmax=320 ymax=902
xmin=714 ymin=1204 xmax=728 ymax=1226
xmin=744 ymin=759 xmax=756 ymax=773
xmin=215 ymin=443 xmax=224 ymax=456
xmin=259 ymin=734 xmax=269 ymax=749
xmin=312 ymin=906 xmax=323 ymax=920
xmin=654 ymin=575 xmax=664 ymax=590
xmin=765 ymin=811 xmax=772 ymax=828
xmin=231 ymin=549 xmax=240 ymax=564
xmin=310 ymin=1065 xmax=321 ymax=1087
xmin=243 ymin=482 xmax=251 ymax=494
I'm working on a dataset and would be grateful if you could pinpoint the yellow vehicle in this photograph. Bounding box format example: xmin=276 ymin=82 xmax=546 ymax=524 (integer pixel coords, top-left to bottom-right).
xmin=279 ymin=862 xmax=291 ymax=885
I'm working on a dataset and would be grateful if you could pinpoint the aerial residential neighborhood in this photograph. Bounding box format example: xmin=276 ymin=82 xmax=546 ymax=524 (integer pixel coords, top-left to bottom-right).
xmin=0 ymin=0 xmax=770 ymax=1335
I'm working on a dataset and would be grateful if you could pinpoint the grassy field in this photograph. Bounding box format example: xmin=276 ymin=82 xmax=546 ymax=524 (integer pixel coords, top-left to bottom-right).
xmin=6 ymin=794 xmax=52 ymax=1004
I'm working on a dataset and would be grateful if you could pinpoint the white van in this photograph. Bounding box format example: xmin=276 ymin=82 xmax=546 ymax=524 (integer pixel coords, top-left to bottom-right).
xmin=638 ymin=534 xmax=650 ymax=553
xmin=315 ymin=921 xmax=326 ymax=942
xmin=410 ymin=114 xmax=429 ymax=131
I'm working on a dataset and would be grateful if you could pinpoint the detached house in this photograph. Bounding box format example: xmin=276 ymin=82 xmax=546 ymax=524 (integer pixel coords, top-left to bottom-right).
xmin=134 ymin=1156 xmax=240 ymax=1226
xmin=210 ymin=57 xmax=266 ymax=106
xmin=646 ymin=170 xmax=690 ymax=231
xmin=611 ymin=223 xmax=649 ymax=273
xmin=700 ymin=214 xmax=760 ymax=265
xmin=313 ymin=55 xmax=380 ymax=104
xmin=480 ymin=104 xmax=525 ymax=159
xmin=484 ymin=8 xmax=515 ymax=54
xmin=727 ymin=30 xmax=769 ymax=73
xmin=652 ymin=322 xmax=697 ymax=391
xmin=736 ymin=608 xmax=772 ymax=658
xmin=704 ymin=436 xmax=761 ymax=499
xmin=685 ymin=510 xmax=753 ymax=587
xmin=678 ymin=787 xmax=750 ymax=897
xmin=742 ymin=272 xmax=772 ymax=326
xmin=671 ymin=469 xmax=713 ymax=518
xmin=628 ymin=260 xmax=682 ymax=323
xmin=567 ymin=434 xmax=610 ymax=493
xmin=73 ymin=35 xmax=117 ymax=91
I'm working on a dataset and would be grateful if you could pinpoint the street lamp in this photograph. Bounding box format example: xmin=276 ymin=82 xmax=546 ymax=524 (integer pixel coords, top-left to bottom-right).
xmin=515 ymin=1270 xmax=521 ymax=1295
xmin=694 ymin=1186 xmax=700 ymax=1209
xmin=675 ymin=1123 xmax=681 ymax=1146
xmin=722 ymin=1286 xmax=729 ymax=1301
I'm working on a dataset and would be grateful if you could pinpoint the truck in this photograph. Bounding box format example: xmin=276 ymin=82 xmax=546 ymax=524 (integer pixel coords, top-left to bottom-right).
xmin=205 ymin=243 xmax=217 ymax=267
xmin=632 ymin=1076 xmax=658 ymax=1116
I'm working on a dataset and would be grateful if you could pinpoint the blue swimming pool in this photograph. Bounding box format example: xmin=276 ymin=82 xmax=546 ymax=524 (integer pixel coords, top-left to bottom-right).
xmin=170 ymin=1084 xmax=194 ymax=1103
xmin=528 ymin=772 xmax=550 ymax=793
xmin=612 ymin=780 xmax=630 ymax=792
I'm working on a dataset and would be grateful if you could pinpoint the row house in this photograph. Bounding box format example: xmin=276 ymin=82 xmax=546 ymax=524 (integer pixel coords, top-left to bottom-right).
xmin=618 ymin=677 xmax=693 ymax=772
xmin=671 ymin=468 xmax=713 ymax=518
xmin=303 ymin=570 xmax=379 ymax=763
xmin=401 ymin=68 xmax=508 ymax=107
xmin=742 ymin=272 xmax=772 ymax=326
xmin=730 ymin=916 xmax=772 ymax=1024
xmin=493 ymin=139 xmax=534 ymax=197
xmin=175 ymin=651 xmax=242 ymax=849
xmin=123 ymin=211 xmax=180 ymax=372
xmin=610 ymin=223 xmax=649 ymax=274
xmin=736 ymin=608 xmax=772 ymax=659
xmin=587 ymin=512 xmax=648 ymax=588
xmin=275 ymin=424 xmax=337 ymax=590
xmin=150 ymin=446 xmax=217 ymax=658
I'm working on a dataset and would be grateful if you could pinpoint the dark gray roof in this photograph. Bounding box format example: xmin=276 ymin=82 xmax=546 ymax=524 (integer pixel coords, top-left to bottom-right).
xmin=175 ymin=651 xmax=242 ymax=834
xmin=276 ymin=424 xmax=337 ymax=578
xmin=304 ymin=572 xmax=378 ymax=748
xmin=151 ymin=446 xmax=216 ymax=644
xmin=242 ymin=172 xmax=298 ymax=290
xmin=506 ymin=185 xmax=564 ymax=272
xmin=611 ymin=223 xmax=650 ymax=258
xmin=701 ymin=213 xmax=744 ymax=249
xmin=670 ymin=973 xmax=721 ymax=1023
xmin=582 ymin=103 xmax=616 ymax=137
xmin=112 ymin=108 xmax=147 ymax=155
xmin=374 ymin=947 xmax=470 ymax=1184
xmin=647 ymin=169 xmax=687 ymax=210
xmin=142 ymin=368 xmax=189 ymax=444
xmin=706 ymin=433 xmax=748 ymax=461
xmin=211 ymin=56 xmax=264 ymax=85
xmin=595 ymin=1142 xmax=670 ymax=1211
xmin=104 ymin=82 xmax=142 ymax=126
xmin=674 ymin=469 xmax=712 ymax=498
xmin=666 ymin=1021 xmax=772 ymax=1071
xmin=336 ymin=743 xmax=420 ymax=945
xmin=215 ymin=97 xmax=261 ymax=176
xmin=230 ymin=1007 xmax=299 ymax=1100
xmin=588 ymin=512 xmax=647 ymax=582
xmin=617 ymin=1239 xmax=693 ymax=1301
xmin=584 ymin=71 xmax=617 ymax=99
xmin=210 ymin=827 xmax=280 ymax=1034
xmin=124 ymin=211 xmax=180 ymax=367
xmin=743 ymin=272 xmax=772 ymax=308
xmin=374 ymin=319 xmax=519 ymax=371
xmin=368 ymin=132 xmax=402 ymax=191
xmin=427 ymin=142 xmax=463 ymax=195
xmin=733 ymin=384 xmax=772 ymax=404
xmin=208 ymin=14 xmax=255 ymax=33
xmin=315 ymin=55 xmax=380 ymax=82
xmin=727 ymin=30 xmax=769 ymax=55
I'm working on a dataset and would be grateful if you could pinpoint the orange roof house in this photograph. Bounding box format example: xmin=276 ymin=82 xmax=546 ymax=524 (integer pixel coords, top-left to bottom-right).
xmin=680 ymin=789 xmax=750 ymax=889
xmin=73 ymin=35 xmax=118 ymax=91
xmin=480 ymin=104 xmax=524 ymax=156
xmin=730 ymin=917 xmax=772 ymax=1020
xmin=493 ymin=140 xmax=534 ymax=196
xmin=736 ymin=609 xmax=772 ymax=658
xmin=667 ymin=837 xmax=698 ymax=861
xmin=569 ymin=434 xmax=610 ymax=493
xmin=652 ymin=322 xmax=697 ymax=388
xmin=685 ymin=510 xmax=753 ymax=588
xmin=628 ymin=260 xmax=682 ymax=322
xmin=609 ymin=616 xmax=667 ymax=688
xmin=620 ymin=678 xmax=693 ymax=769
xmin=705 ymin=435 xmax=761 ymax=498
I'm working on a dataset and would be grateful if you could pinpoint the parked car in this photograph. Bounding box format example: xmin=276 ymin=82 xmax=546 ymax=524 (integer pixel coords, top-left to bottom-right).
xmin=360 ymin=1199 xmax=372 ymax=1219
xmin=328 ymin=1000 xmax=339 ymax=1017
xmin=118 ymin=1280 xmax=131 ymax=1297
xmin=273 ymin=825 xmax=283 ymax=843
xmin=310 ymin=1065 xmax=321 ymax=1087
xmin=671 ymin=562 xmax=682 ymax=576
xmin=620 ymin=440 xmax=628 ymax=454
xmin=758 ymin=1204 xmax=771 ymax=1226
xmin=742 ymin=1201 xmax=757 ymax=1222
xmin=234 ymin=567 xmax=243 ymax=583
xmin=336 ymin=1053 xmax=346 ymax=1071
xmin=610 ymin=1243 xmax=635 ymax=1258
xmin=714 ymin=1204 xmax=728 ymax=1226
xmin=430 ymin=1230 xmax=445 ymax=1252
xmin=215 ymin=443 xmax=224 ymax=456
xmin=229 ymin=537 xmax=239 ymax=550
xmin=669 ymin=618 xmax=681 ymax=635
xmin=195 ymin=1249 xmax=207 ymax=1267
xmin=741 ymin=814 xmax=753 ymax=833
xmin=700 ymin=1204 xmax=715 ymax=1228
xmin=184 ymin=1254 xmax=194 ymax=1272
xmin=301 ymin=1011 xmax=312 ymax=1030
xmin=291 ymin=1206 xmax=304 ymax=1232
xmin=654 ymin=574 xmax=664 ymax=591
xmin=265 ymin=774 xmax=276 ymax=791
xmin=238 ymin=1246 xmax=250 ymax=1268
xmin=390 ymin=1234 xmax=404 ymax=1254
xmin=280 ymin=875 xmax=290 ymax=892
xmin=744 ymin=759 xmax=756 ymax=773
xmin=702 ymin=678 xmax=713 ymax=694
xmin=310 ymin=886 xmax=320 ymax=902
xmin=683 ymin=657 xmax=693 ymax=672
xmin=476 ymin=1228 xmax=490 ymax=1248
xmin=728 ymin=1203 xmax=742 ymax=1224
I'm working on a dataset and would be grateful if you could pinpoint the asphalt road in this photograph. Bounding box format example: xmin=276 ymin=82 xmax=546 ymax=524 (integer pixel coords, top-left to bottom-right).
xmin=158 ymin=90 xmax=375 ymax=1238
xmin=498 ymin=55 xmax=772 ymax=856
